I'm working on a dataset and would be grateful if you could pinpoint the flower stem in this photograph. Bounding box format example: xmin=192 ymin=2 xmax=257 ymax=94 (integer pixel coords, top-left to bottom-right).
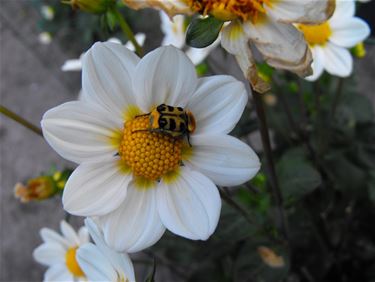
xmin=331 ymin=78 xmax=344 ymax=117
xmin=250 ymin=86 xmax=290 ymax=242
xmin=111 ymin=8 xmax=143 ymax=57
xmin=0 ymin=104 xmax=43 ymax=137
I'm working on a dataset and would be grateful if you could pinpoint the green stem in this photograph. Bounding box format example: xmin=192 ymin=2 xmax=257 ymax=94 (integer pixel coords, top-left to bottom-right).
xmin=331 ymin=78 xmax=344 ymax=117
xmin=250 ymin=86 xmax=290 ymax=243
xmin=111 ymin=8 xmax=143 ymax=57
xmin=0 ymin=104 xmax=43 ymax=137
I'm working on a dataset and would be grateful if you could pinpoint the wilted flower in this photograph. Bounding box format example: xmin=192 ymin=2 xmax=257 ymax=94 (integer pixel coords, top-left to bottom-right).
xmin=160 ymin=11 xmax=219 ymax=65
xmin=42 ymin=42 xmax=260 ymax=252
xmin=123 ymin=0 xmax=335 ymax=92
xmin=33 ymin=221 xmax=90 ymax=281
xmin=77 ymin=218 xmax=135 ymax=282
xmin=298 ymin=0 xmax=370 ymax=81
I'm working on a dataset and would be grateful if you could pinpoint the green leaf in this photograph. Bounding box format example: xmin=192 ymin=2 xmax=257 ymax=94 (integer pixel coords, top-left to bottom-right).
xmin=186 ymin=16 xmax=223 ymax=48
xmin=277 ymin=149 xmax=321 ymax=202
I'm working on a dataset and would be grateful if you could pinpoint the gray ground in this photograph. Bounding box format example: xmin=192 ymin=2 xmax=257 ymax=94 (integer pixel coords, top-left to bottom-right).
xmin=0 ymin=1 xmax=374 ymax=281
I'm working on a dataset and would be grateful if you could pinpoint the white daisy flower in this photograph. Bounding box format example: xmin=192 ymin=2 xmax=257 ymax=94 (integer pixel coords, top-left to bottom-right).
xmin=123 ymin=0 xmax=335 ymax=92
xmin=160 ymin=11 xmax=220 ymax=65
xmin=298 ymin=0 xmax=370 ymax=81
xmin=33 ymin=221 xmax=90 ymax=281
xmin=42 ymin=42 xmax=260 ymax=252
xmin=77 ymin=218 xmax=135 ymax=282
xmin=61 ymin=34 xmax=146 ymax=72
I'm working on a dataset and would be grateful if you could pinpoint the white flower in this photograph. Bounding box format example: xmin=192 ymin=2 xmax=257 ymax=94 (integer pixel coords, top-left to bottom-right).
xmin=298 ymin=0 xmax=370 ymax=81
xmin=41 ymin=5 xmax=54 ymax=20
xmin=42 ymin=42 xmax=260 ymax=252
xmin=33 ymin=220 xmax=90 ymax=281
xmin=160 ymin=11 xmax=219 ymax=65
xmin=61 ymin=35 xmax=146 ymax=72
xmin=38 ymin=32 xmax=52 ymax=45
xmin=123 ymin=0 xmax=334 ymax=92
xmin=77 ymin=218 xmax=135 ymax=282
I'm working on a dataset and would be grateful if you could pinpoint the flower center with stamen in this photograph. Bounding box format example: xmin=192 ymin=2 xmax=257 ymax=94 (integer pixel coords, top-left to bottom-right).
xmin=65 ymin=247 xmax=85 ymax=277
xmin=185 ymin=0 xmax=270 ymax=21
xmin=119 ymin=116 xmax=182 ymax=181
xmin=298 ymin=22 xmax=332 ymax=46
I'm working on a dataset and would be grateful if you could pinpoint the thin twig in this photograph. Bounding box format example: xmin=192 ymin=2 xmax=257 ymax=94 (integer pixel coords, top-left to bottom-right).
xmin=219 ymin=187 xmax=254 ymax=224
xmin=0 ymin=104 xmax=43 ymax=137
xmin=250 ymin=86 xmax=290 ymax=243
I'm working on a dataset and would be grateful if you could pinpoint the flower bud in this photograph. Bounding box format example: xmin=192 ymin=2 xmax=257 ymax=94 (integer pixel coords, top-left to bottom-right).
xmin=63 ymin=0 xmax=115 ymax=14
xmin=14 ymin=176 xmax=56 ymax=203
xmin=351 ymin=42 xmax=366 ymax=59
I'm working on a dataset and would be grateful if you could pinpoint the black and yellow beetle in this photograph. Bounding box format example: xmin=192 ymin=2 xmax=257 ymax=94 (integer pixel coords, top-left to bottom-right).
xmin=135 ymin=104 xmax=196 ymax=146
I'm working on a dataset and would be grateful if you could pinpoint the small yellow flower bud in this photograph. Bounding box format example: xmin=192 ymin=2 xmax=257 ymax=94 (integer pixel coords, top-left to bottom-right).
xmin=14 ymin=176 xmax=55 ymax=203
xmin=351 ymin=42 xmax=366 ymax=59
xmin=63 ymin=0 xmax=115 ymax=14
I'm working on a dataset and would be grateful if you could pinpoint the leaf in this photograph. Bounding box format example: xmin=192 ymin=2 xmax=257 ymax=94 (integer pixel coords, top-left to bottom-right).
xmin=186 ymin=16 xmax=223 ymax=48
xmin=276 ymin=148 xmax=322 ymax=202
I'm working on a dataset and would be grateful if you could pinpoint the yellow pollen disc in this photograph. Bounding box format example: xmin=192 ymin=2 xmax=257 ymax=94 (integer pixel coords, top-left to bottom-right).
xmin=298 ymin=22 xmax=332 ymax=46
xmin=185 ymin=0 xmax=270 ymax=22
xmin=119 ymin=116 xmax=182 ymax=181
xmin=65 ymin=247 xmax=85 ymax=277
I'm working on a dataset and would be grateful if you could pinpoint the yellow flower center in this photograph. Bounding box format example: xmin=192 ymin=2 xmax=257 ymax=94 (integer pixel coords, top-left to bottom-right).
xmin=298 ymin=22 xmax=332 ymax=46
xmin=119 ymin=116 xmax=183 ymax=181
xmin=65 ymin=247 xmax=85 ymax=277
xmin=185 ymin=0 xmax=270 ymax=21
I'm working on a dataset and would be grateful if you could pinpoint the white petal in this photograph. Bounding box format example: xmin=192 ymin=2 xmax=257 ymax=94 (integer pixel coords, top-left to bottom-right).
xmin=33 ymin=243 xmax=66 ymax=266
xmin=305 ymin=46 xmax=325 ymax=81
xmin=160 ymin=12 xmax=185 ymax=48
xmin=63 ymin=160 xmax=132 ymax=217
xmin=41 ymin=101 xmax=121 ymax=164
xmin=187 ymin=76 xmax=247 ymax=135
xmin=100 ymin=182 xmax=165 ymax=252
xmin=60 ymin=221 xmax=80 ymax=247
xmin=61 ymin=58 xmax=82 ymax=72
xmin=243 ymin=18 xmax=312 ymax=77
xmin=78 ymin=227 xmax=90 ymax=244
xmin=266 ymin=0 xmax=335 ymax=24
xmin=44 ymin=265 xmax=73 ymax=282
xmin=124 ymin=33 xmax=146 ymax=52
xmin=158 ymin=167 xmax=221 ymax=240
xmin=322 ymin=43 xmax=353 ymax=77
xmin=82 ymin=41 xmax=139 ymax=117
xmin=133 ymin=45 xmax=198 ymax=112
xmin=76 ymin=243 xmax=118 ymax=282
xmin=185 ymin=134 xmax=260 ymax=186
xmin=330 ymin=18 xmax=370 ymax=48
xmin=329 ymin=0 xmax=355 ymax=26
xmin=84 ymin=218 xmax=136 ymax=281
xmin=40 ymin=228 xmax=69 ymax=248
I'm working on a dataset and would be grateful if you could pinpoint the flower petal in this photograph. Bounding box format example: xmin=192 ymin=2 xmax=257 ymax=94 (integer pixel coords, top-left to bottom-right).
xmin=63 ymin=160 xmax=132 ymax=217
xmin=305 ymin=46 xmax=325 ymax=81
xmin=133 ymin=46 xmax=198 ymax=112
xmin=221 ymin=21 xmax=270 ymax=93
xmin=329 ymin=0 xmax=355 ymax=25
xmin=185 ymin=134 xmax=260 ymax=186
xmin=41 ymin=101 xmax=121 ymax=164
xmin=77 ymin=243 xmax=118 ymax=282
xmin=322 ymin=43 xmax=353 ymax=77
xmin=100 ymin=182 xmax=165 ymax=252
xmin=84 ymin=218 xmax=136 ymax=281
xmin=82 ymin=41 xmax=139 ymax=117
xmin=44 ymin=265 xmax=73 ymax=282
xmin=78 ymin=227 xmax=90 ymax=244
xmin=158 ymin=167 xmax=221 ymax=240
xmin=60 ymin=220 xmax=80 ymax=247
xmin=187 ymin=76 xmax=247 ymax=135
xmin=40 ymin=228 xmax=69 ymax=248
xmin=243 ymin=18 xmax=312 ymax=77
xmin=266 ymin=0 xmax=335 ymax=24
xmin=123 ymin=0 xmax=191 ymax=17
xmin=330 ymin=18 xmax=370 ymax=48
xmin=33 ymin=243 xmax=66 ymax=266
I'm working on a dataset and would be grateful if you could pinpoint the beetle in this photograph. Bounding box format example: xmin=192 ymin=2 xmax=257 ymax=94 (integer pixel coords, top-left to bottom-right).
xmin=135 ymin=104 xmax=196 ymax=146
